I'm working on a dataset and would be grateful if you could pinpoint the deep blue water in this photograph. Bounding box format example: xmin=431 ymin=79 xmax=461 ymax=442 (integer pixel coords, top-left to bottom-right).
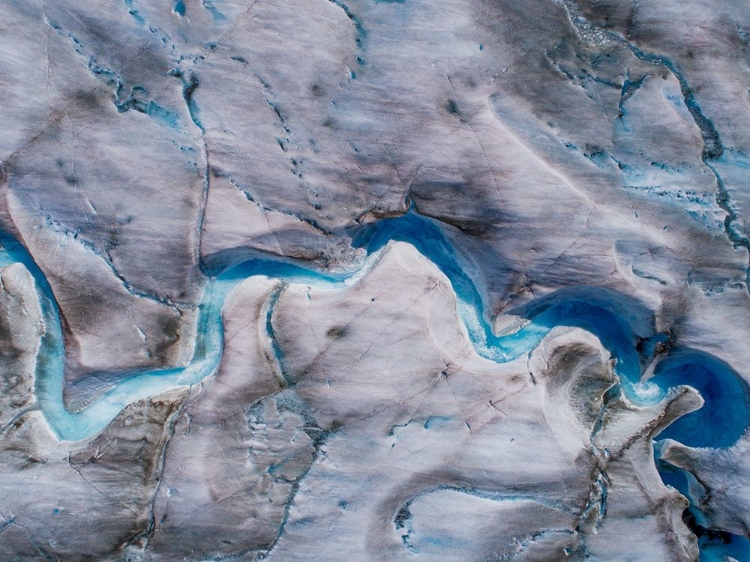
xmin=1 ymin=208 xmax=748 ymax=557
xmin=653 ymin=350 xmax=750 ymax=449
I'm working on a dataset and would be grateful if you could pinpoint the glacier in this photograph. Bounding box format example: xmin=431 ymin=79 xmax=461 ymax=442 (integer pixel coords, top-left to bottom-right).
xmin=2 ymin=0 xmax=750 ymax=560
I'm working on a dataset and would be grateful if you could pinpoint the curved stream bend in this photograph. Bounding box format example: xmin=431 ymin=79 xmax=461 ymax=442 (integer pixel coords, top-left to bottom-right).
xmin=1 ymin=209 xmax=748 ymax=556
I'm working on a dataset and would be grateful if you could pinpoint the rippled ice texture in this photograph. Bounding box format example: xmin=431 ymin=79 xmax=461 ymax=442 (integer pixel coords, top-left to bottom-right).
xmin=2 ymin=0 xmax=750 ymax=560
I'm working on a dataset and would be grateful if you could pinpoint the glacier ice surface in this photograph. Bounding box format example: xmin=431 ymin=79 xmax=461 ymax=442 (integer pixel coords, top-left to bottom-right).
xmin=2 ymin=0 xmax=750 ymax=560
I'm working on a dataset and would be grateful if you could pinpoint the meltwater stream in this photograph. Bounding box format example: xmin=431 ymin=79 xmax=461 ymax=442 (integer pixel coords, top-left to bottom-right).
xmin=2 ymin=208 xmax=749 ymax=558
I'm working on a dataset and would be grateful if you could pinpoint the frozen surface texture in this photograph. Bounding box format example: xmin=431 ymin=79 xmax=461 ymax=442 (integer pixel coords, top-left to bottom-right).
xmin=1 ymin=0 xmax=750 ymax=560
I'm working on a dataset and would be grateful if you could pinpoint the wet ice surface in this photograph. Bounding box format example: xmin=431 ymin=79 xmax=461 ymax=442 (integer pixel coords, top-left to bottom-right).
xmin=2 ymin=0 xmax=750 ymax=560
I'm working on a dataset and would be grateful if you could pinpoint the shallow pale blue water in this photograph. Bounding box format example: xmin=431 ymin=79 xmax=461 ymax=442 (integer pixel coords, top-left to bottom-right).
xmin=1 ymin=209 xmax=748 ymax=556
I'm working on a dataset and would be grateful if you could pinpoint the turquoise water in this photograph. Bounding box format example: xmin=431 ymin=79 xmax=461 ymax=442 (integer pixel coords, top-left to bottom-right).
xmin=1 ymin=209 xmax=748 ymax=555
